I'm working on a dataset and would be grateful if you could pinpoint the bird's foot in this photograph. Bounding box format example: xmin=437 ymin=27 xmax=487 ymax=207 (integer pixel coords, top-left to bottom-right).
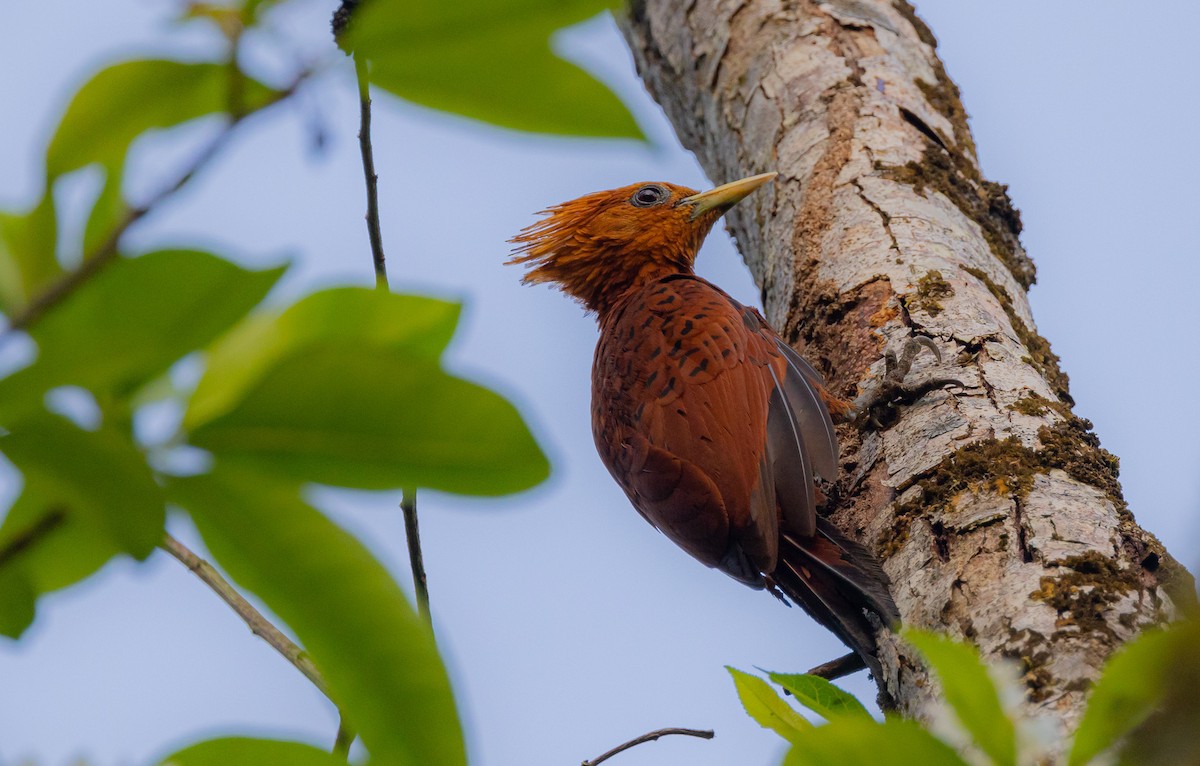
xmin=852 ymin=336 xmax=964 ymax=428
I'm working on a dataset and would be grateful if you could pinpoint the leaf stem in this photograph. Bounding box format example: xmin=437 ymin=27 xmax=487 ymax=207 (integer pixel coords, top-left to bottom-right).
xmin=402 ymin=488 xmax=431 ymax=625
xmin=349 ymin=52 xmax=432 ymax=627
xmin=160 ymin=533 xmax=331 ymax=698
xmin=354 ymin=54 xmax=388 ymax=291
xmin=581 ymin=727 xmax=714 ymax=766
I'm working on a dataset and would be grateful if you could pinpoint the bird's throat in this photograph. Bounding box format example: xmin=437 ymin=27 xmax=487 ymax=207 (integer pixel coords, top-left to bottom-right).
xmin=583 ymin=258 xmax=693 ymax=317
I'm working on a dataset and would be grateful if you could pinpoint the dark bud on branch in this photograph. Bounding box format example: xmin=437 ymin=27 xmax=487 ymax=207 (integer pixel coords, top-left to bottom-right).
xmin=331 ymin=0 xmax=361 ymax=53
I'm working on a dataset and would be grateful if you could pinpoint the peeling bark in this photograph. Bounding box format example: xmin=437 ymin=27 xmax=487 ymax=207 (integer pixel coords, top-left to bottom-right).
xmin=621 ymin=0 xmax=1194 ymax=745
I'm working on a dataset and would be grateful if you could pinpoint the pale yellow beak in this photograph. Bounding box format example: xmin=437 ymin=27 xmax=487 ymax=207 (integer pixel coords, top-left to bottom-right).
xmin=677 ymin=172 xmax=778 ymax=220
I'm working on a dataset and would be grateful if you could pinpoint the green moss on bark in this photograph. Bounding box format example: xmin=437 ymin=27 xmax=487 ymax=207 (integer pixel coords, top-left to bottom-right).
xmin=877 ymin=411 xmax=1123 ymax=555
xmin=905 ymin=269 xmax=954 ymax=316
xmin=878 ymin=436 xmax=1035 ymax=557
xmin=891 ymin=0 xmax=939 ymax=49
xmin=1009 ymin=392 xmax=1052 ymax=416
xmin=1030 ymin=552 xmax=1142 ymax=639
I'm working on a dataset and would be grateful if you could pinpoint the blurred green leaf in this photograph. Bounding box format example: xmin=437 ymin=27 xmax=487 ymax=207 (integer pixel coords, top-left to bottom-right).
xmin=728 ymin=666 xmax=811 ymax=743
xmin=1069 ymin=626 xmax=1179 ymax=766
xmin=242 ymin=0 xmax=284 ymax=21
xmin=168 ymin=468 xmax=464 ymax=766
xmin=188 ymin=345 xmax=550 ymax=495
xmin=177 ymin=3 xmax=246 ymax=37
xmin=0 ymin=250 xmax=286 ymax=424
xmin=2 ymin=59 xmax=280 ymax=316
xmin=0 ymin=413 xmax=164 ymax=638
xmin=905 ymin=629 xmax=1016 ymax=766
xmin=0 ymin=196 xmax=59 ymax=313
xmin=46 ymin=59 xmax=279 ymax=180
xmin=345 ymin=0 xmax=643 ymax=138
xmin=156 ymin=736 xmax=350 ymax=766
xmin=185 ymin=286 xmax=547 ymax=495
xmin=782 ymin=718 xmax=969 ymax=766
xmin=81 ymin=166 xmax=127 ymax=256
xmin=0 ymin=573 xmax=36 ymax=639
xmin=767 ymin=672 xmax=872 ymax=722
xmin=187 ymin=287 xmax=460 ymax=428
xmin=1117 ymin=619 xmax=1200 ymax=766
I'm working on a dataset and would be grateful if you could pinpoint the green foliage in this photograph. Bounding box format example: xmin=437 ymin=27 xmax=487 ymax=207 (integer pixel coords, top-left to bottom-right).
xmin=0 ymin=200 xmax=58 ymax=312
xmin=186 ymin=287 xmax=460 ymax=426
xmin=1070 ymin=620 xmax=1200 ymax=766
xmin=766 ymin=671 xmax=871 ymax=722
xmin=187 ymin=288 xmax=458 ymax=429
xmin=186 ymin=287 xmax=549 ymax=495
xmin=905 ymin=629 xmax=1016 ymax=766
xmin=45 ymin=60 xmax=279 ymax=180
xmin=727 ymin=666 xmax=812 ymax=743
xmin=781 ymin=719 xmax=968 ymax=766
xmin=0 ymin=413 xmax=164 ymax=638
xmin=0 ymin=250 xmax=286 ymax=422
xmin=1116 ymin=618 xmax=1200 ymax=765
xmin=734 ymin=620 xmax=1200 ymax=764
xmin=728 ymin=668 xmax=970 ymax=764
xmin=169 ymin=468 xmax=465 ymax=766
xmin=344 ymin=0 xmax=643 ymax=138
xmin=0 ymin=0 xmax=643 ymax=759
xmin=156 ymin=736 xmax=352 ymax=766
xmin=0 ymin=60 xmax=283 ymax=314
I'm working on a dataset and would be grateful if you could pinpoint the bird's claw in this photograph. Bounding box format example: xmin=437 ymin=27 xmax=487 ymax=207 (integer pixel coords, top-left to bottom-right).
xmin=853 ymin=336 xmax=964 ymax=427
xmin=882 ymin=336 xmax=940 ymax=388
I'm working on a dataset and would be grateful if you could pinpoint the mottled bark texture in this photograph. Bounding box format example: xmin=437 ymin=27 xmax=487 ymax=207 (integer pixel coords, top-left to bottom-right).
xmin=621 ymin=0 xmax=1195 ymax=745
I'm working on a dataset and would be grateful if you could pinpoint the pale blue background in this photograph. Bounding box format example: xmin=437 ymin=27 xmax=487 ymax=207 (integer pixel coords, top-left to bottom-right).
xmin=1 ymin=2 xmax=1197 ymax=765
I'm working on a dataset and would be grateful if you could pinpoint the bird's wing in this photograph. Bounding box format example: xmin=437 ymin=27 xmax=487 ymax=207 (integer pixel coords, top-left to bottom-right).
xmin=592 ymin=276 xmax=838 ymax=579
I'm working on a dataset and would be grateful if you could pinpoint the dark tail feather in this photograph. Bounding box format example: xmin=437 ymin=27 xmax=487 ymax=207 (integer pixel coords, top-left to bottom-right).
xmin=773 ymin=519 xmax=900 ymax=679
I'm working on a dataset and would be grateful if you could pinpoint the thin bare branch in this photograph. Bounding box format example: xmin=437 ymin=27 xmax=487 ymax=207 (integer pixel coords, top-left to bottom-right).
xmin=401 ymin=488 xmax=431 ymax=625
xmin=581 ymin=727 xmax=714 ymax=766
xmin=354 ymin=54 xmax=388 ymax=290
xmin=160 ymin=533 xmax=330 ymax=698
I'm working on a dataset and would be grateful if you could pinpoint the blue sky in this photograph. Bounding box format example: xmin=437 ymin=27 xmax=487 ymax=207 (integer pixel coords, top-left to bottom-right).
xmin=1 ymin=2 xmax=1198 ymax=765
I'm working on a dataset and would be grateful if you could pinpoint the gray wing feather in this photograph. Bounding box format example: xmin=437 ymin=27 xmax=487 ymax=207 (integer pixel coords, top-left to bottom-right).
xmin=773 ymin=339 xmax=839 ymax=481
xmin=765 ymin=365 xmax=817 ymax=537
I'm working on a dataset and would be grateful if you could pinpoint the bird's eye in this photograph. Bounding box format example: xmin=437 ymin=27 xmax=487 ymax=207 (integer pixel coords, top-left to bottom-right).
xmin=631 ymin=185 xmax=668 ymax=208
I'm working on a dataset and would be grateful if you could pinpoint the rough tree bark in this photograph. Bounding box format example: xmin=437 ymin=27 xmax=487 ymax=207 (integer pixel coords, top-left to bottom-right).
xmin=621 ymin=0 xmax=1195 ymax=748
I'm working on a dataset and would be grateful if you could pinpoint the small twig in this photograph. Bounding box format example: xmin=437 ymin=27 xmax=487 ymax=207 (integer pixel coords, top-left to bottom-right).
xmin=581 ymin=727 xmax=714 ymax=766
xmin=0 ymin=507 xmax=66 ymax=569
xmin=2 ymin=72 xmax=308 ymax=340
xmin=806 ymin=651 xmax=866 ymax=680
xmin=401 ymin=489 xmax=431 ymax=625
xmin=348 ymin=45 xmax=431 ymax=627
xmin=354 ymin=54 xmax=388 ymax=290
xmin=160 ymin=533 xmax=330 ymax=698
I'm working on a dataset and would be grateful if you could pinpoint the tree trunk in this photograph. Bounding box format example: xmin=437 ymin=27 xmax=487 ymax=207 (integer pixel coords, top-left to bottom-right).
xmin=620 ymin=0 xmax=1194 ymax=745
